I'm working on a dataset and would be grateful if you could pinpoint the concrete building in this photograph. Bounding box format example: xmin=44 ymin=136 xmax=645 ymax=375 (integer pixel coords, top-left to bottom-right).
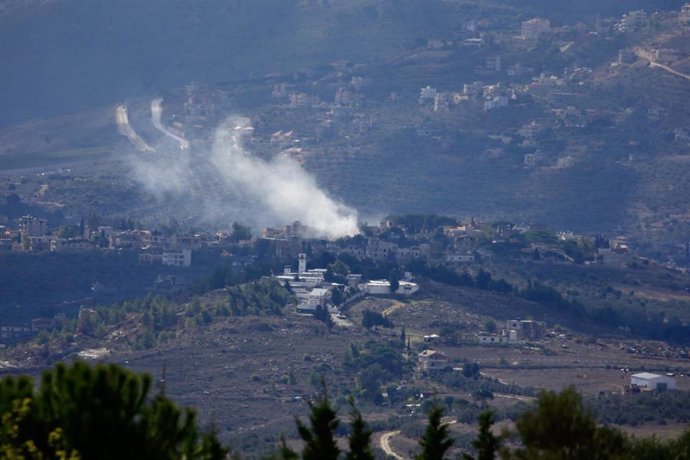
xmin=505 ymin=319 xmax=546 ymax=340
xmin=0 ymin=326 xmax=31 ymax=340
xmin=162 ymin=249 xmax=192 ymax=267
xmin=419 ymin=86 xmax=438 ymax=104
xmin=19 ymin=216 xmax=48 ymax=238
xmin=446 ymin=252 xmax=475 ymax=263
xmin=522 ymin=18 xmax=551 ymax=40
xmin=484 ymin=96 xmax=508 ymax=111
xmin=681 ymin=3 xmax=690 ymax=25
xmin=418 ymin=350 xmax=449 ymax=372
xmin=306 ymin=288 xmax=329 ymax=307
xmin=365 ymin=280 xmax=419 ymax=296
xmin=366 ymin=239 xmax=398 ymax=261
xmin=616 ymin=10 xmax=647 ymax=32
xmin=631 ymin=372 xmax=677 ymax=391
xmin=477 ymin=330 xmax=518 ymax=344
xmin=50 ymin=238 xmax=96 ymax=252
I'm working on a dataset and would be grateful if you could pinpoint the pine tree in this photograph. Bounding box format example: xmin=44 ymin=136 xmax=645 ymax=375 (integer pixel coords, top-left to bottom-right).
xmin=295 ymin=386 xmax=340 ymax=460
xmin=463 ymin=411 xmax=501 ymax=460
xmin=514 ymin=386 xmax=625 ymax=460
xmin=346 ymin=400 xmax=374 ymax=460
xmin=0 ymin=362 xmax=226 ymax=460
xmin=415 ymin=405 xmax=454 ymax=460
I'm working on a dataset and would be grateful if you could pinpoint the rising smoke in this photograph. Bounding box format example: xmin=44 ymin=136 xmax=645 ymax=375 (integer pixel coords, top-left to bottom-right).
xmin=128 ymin=113 xmax=359 ymax=239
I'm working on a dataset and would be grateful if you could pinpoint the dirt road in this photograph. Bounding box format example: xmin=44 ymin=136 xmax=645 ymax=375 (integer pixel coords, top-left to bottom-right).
xmin=151 ymin=98 xmax=190 ymax=150
xmin=115 ymin=105 xmax=155 ymax=152
xmin=383 ymin=301 xmax=405 ymax=317
xmin=635 ymin=48 xmax=690 ymax=82
xmin=380 ymin=431 xmax=405 ymax=460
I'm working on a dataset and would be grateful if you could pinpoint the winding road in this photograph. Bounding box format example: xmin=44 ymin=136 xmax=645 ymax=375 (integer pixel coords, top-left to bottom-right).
xmin=635 ymin=48 xmax=690 ymax=82
xmin=115 ymin=105 xmax=155 ymax=152
xmin=380 ymin=431 xmax=405 ymax=460
xmin=151 ymin=98 xmax=190 ymax=149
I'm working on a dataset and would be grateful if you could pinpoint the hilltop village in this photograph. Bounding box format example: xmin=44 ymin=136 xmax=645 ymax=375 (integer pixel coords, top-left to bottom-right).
xmin=2 ymin=211 xmax=689 ymax=347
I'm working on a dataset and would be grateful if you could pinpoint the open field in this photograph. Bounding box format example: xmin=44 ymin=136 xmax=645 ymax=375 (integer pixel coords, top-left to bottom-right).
xmin=2 ymin=283 xmax=690 ymax=456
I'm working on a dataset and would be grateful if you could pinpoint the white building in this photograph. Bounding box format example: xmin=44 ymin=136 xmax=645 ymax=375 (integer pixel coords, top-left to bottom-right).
xmin=162 ymin=249 xmax=192 ymax=267
xmin=365 ymin=280 xmax=419 ymax=296
xmin=277 ymin=266 xmax=325 ymax=289
xmin=484 ymin=96 xmax=508 ymax=111
xmin=631 ymin=372 xmax=677 ymax=391
xmin=446 ymin=252 xmax=475 ymax=263
xmin=419 ymin=86 xmax=438 ymax=104
xmin=616 ymin=10 xmax=647 ymax=32
xmin=521 ymin=18 xmax=551 ymax=40
xmin=477 ymin=330 xmax=518 ymax=344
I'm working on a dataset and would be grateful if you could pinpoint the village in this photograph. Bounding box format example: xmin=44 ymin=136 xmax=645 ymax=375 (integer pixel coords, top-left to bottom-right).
xmin=2 ymin=210 xmax=690 ymax=359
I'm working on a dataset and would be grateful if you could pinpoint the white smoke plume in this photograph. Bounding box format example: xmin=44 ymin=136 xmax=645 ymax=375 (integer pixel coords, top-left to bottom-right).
xmin=128 ymin=114 xmax=359 ymax=239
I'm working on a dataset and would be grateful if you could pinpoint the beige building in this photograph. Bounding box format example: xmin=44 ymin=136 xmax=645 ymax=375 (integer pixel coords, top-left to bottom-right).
xmin=418 ymin=350 xmax=449 ymax=372
xmin=522 ymin=18 xmax=550 ymax=40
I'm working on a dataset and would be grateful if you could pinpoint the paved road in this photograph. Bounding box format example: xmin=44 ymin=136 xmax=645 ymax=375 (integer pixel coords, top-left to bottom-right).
xmin=115 ymin=105 xmax=155 ymax=152
xmin=151 ymin=98 xmax=190 ymax=149
xmin=380 ymin=431 xmax=405 ymax=460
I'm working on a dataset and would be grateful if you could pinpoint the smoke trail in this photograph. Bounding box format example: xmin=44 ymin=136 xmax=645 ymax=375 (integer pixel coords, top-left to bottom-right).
xmin=128 ymin=111 xmax=359 ymax=239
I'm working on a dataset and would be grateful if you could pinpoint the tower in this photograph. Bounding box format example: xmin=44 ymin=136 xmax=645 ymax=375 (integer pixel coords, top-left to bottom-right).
xmin=298 ymin=253 xmax=307 ymax=274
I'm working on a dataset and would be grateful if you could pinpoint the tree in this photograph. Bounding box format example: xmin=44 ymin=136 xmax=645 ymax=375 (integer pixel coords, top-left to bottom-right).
xmin=346 ymin=401 xmax=375 ymax=460
xmin=0 ymin=362 xmax=226 ymax=460
xmin=462 ymin=361 xmax=480 ymax=379
xmin=463 ymin=411 xmax=501 ymax=460
xmin=295 ymin=387 xmax=340 ymax=460
xmin=415 ymin=405 xmax=454 ymax=460
xmin=513 ymin=386 xmax=626 ymax=460
xmin=268 ymin=437 xmax=299 ymax=460
xmin=314 ymin=305 xmax=334 ymax=330
xmin=389 ymin=276 xmax=400 ymax=293
xmin=230 ymin=222 xmax=252 ymax=242
xmin=475 ymin=270 xmax=492 ymax=290
xmin=329 ymin=260 xmax=350 ymax=277
xmin=362 ymin=310 xmax=393 ymax=329
xmin=331 ymin=286 xmax=344 ymax=306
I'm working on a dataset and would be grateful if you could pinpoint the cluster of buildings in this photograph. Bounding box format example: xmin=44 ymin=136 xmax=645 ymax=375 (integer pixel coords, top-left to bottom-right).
xmin=2 ymin=212 xmax=646 ymax=274
xmin=477 ymin=319 xmax=546 ymax=344
xmin=418 ymin=81 xmax=514 ymax=113
xmin=0 ymin=314 xmax=67 ymax=341
xmin=615 ymin=10 xmax=648 ymax=33
xmin=521 ymin=18 xmax=551 ymax=40
xmin=0 ymin=215 xmax=243 ymax=267
xmin=273 ymin=253 xmax=419 ymax=315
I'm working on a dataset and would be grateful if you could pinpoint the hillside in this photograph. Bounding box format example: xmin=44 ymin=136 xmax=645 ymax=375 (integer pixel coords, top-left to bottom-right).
xmin=0 ymin=0 xmax=686 ymax=126
xmin=1 ymin=1 xmax=690 ymax=243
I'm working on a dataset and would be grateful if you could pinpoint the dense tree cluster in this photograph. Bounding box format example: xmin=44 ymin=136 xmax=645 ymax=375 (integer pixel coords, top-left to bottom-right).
xmin=344 ymin=341 xmax=407 ymax=403
xmin=1 ymin=363 xmax=690 ymax=459
xmin=360 ymin=310 xmax=394 ymax=329
xmin=35 ymin=280 xmax=295 ymax=353
xmin=0 ymin=362 xmax=225 ymax=459
xmin=286 ymin=386 xmax=690 ymax=460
